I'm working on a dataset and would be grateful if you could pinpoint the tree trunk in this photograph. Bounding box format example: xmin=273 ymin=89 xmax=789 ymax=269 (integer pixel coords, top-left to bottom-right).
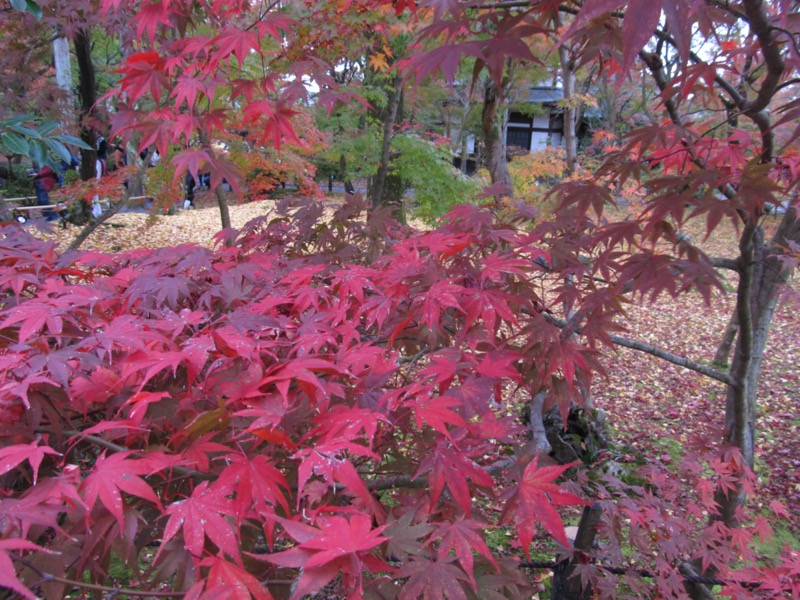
xmin=687 ymin=210 xmax=800 ymax=600
xmin=371 ymin=75 xmax=405 ymax=223
xmin=528 ymin=391 xmax=552 ymax=455
xmin=558 ymin=46 xmax=578 ymax=174
xmin=716 ymin=207 xmax=800 ymax=525
xmin=74 ymin=29 xmax=97 ymax=182
xmin=53 ymin=36 xmax=74 ymax=123
xmin=214 ymin=185 xmax=232 ymax=232
xmin=551 ymin=504 xmax=602 ymax=600
xmin=712 ymin=312 xmax=739 ymax=367
xmin=198 ymin=130 xmax=232 ymax=231
xmin=127 ymin=140 xmax=146 ymax=197
xmin=481 ymin=79 xmax=512 ymax=195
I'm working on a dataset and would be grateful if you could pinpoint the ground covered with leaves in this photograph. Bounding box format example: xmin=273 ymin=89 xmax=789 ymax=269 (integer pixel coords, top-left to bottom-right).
xmin=30 ymin=198 xmax=800 ymax=535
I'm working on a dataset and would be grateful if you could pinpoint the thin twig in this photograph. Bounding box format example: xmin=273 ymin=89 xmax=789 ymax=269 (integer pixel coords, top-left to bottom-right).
xmin=61 ymin=429 xmax=211 ymax=481
xmin=13 ymin=555 xmax=186 ymax=598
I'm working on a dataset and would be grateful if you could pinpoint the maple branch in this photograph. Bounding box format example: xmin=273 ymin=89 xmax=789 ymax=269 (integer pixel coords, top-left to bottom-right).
xmin=710 ymin=257 xmax=739 ymax=272
xmin=639 ymin=52 xmax=686 ymax=128
xmin=637 ymin=16 xmax=780 ymax=167
xmin=62 ymin=430 xmax=212 ymax=482
xmin=471 ymin=0 xmax=780 ymax=163
xmin=398 ymin=348 xmax=430 ymax=364
xmin=367 ymin=458 xmax=515 ymax=492
xmin=651 ymin=28 xmax=747 ymax=110
xmin=244 ymin=0 xmax=285 ymax=32
xmin=608 ymin=333 xmax=735 ymax=387
xmin=680 ymin=562 xmax=717 ymax=600
xmin=640 ymin=51 xmax=739 ymax=200
xmin=13 ymin=555 xmax=185 ymax=598
xmin=741 ymin=0 xmax=784 ymax=117
xmin=65 ymin=430 xmax=129 ymax=454
xmin=461 ymin=0 xmax=536 ymax=9
xmin=543 ymin=314 xmax=736 ymax=387
xmin=702 ymin=0 xmax=749 ymax=21
xmin=769 ymin=26 xmax=800 ymax=61
xmin=776 ymin=77 xmax=800 ymax=92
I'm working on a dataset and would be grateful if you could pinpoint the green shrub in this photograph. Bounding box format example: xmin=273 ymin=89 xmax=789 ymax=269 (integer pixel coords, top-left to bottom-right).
xmin=0 ymin=164 xmax=35 ymax=199
xmin=392 ymin=134 xmax=478 ymax=222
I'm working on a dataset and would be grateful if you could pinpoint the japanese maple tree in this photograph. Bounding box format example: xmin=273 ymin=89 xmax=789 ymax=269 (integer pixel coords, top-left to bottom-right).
xmin=399 ymin=0 xmax=800 ymax=595
xmin=0 ymin=194 xmax=595 ymax=598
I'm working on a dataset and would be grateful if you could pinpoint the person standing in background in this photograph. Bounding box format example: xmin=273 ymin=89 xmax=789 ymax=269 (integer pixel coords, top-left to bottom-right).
xmin=96 ymin=136 xmax=109 ymax=179
xmin=92 ymin=136 xmax=109 ymax=218
xmin=32 ymin=164 xmax=59 ymax=220
xmin=184 ymin=170 xmax=196 ymax=209
xmin=111 ymin=142 xmax=127 ymax=171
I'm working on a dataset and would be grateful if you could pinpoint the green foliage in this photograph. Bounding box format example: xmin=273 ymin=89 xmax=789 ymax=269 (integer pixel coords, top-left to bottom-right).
xmin=9 ymin=0 xmax=41 ymax=19
xmin=0 ymin=116 xmax=90 ymax=169
xmin=507 ymin=101 xmax=549 ymax=118
xmin=61 ymin=169 xmax=79 ymax=187
xmin=339 ymin=127 xmax=382 ymax=180
xmin=391 ymin=134 xmax=478 ymax=221
xmin=0 ymin=164 xmax=34 ymax=198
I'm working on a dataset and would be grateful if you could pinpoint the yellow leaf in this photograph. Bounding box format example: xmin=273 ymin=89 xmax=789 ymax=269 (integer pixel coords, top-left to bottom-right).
xmin=369 ymin=53 xmax=390 ymax=73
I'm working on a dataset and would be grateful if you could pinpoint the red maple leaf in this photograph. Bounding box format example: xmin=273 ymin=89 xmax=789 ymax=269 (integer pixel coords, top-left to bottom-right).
xmin=170 ymin=74 xmax=207 ymax=111
xmin=398 ymin=554 xmax=470 ymax=600
xmin=499 ymin=454 xmax=588 ymax=554
xmin=171 ymin=149 xmax=213 ymax=181
xmin=435 ymin=517 xmax=499 ymax=588
xmin=213 ymin=28 xmax=262 ymax=63
xmin=0 ymin=440 xmax=59 ymax=485
xmin=462 ymin=287 xmax=520 ymax=336
xmin=160 ymin=480 xmax=240 ymax=562
xmin=80 ymin=451 xmax=164 ymax=532
xmin=206 ymin=154 xmax=242 ymax=194
xmin=259 ymin=103 xmax=301 ymax=151
xmin=415 ymin=444 xmax=494 ymax=513
xmin=199 ymin=554 xmax=273 ymax=600
xmin=621 ymin=0 xmax=663 ymax=73
xmin=294 ymin=443 xmax=384 ymax=519
xmin=420 ymin=279 xmax=464 ymax=330
xmin=133 ymin=1 xmax=173 ymax=43
xmin=216 ymin=453 xmax=290 ymax=519
xmin=480 ymin=251 xmax=529 ymax=284
xmin=255 ymin=13 xmax=294 ymax=38
xmin=405 ymin=394 xmax=467 ymax=441
xmin=264 ymin=514 xmax=389 ymax=600
xmin=116 ymin=51 xmax=168 ymax=104
xmin=0 ymin=299 xmax=63 ymax=344
xmin=309 ymin=406 xmax=389 ymax=449
xmin=261 ymin=357 xmax=345 ymax=405
xmin=0 ymin=539 xmax=53 ymax=600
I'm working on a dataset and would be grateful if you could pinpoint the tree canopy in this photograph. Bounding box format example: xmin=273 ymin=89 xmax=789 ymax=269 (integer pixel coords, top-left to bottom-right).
xmin=0 ymin=0 xmax=798 ymax=598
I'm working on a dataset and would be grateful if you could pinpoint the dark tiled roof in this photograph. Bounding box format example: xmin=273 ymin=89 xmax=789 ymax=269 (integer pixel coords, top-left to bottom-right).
xmin=527 ymin=87 xmax=564 ymax=103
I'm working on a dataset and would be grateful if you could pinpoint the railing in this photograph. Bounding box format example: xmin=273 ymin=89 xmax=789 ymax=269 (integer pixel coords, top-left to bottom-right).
xmin=2 ymin=195 xmax=153 ymax=225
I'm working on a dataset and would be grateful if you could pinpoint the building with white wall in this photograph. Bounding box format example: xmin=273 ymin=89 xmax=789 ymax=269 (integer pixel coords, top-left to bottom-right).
xmin=505 ymin=87 xmax=567 ymax=153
